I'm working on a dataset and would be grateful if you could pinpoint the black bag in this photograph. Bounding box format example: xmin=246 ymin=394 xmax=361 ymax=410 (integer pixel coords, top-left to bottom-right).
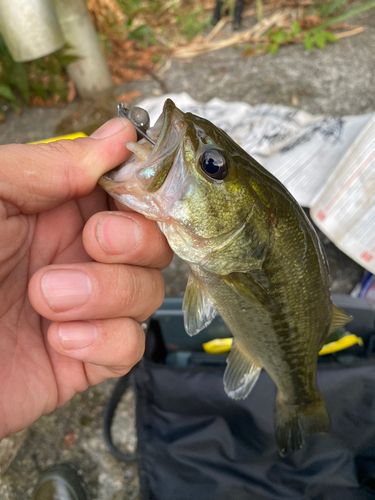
xmin=104 ymin=297 xmax=375 ymax=500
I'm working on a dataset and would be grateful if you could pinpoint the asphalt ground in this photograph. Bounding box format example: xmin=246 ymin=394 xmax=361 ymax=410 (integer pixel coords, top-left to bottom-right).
xmin=0 ymin=9 xmax=374 ymax=499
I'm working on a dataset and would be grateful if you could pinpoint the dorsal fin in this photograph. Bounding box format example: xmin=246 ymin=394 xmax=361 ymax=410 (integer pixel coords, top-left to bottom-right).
xmin=328 ymin=304 xmax=353 ymax=335
xmin=183 ymin=273 xmax=217 ymax=336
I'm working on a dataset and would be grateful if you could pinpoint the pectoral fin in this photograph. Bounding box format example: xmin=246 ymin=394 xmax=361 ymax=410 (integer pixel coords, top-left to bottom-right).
xmin=328 ymin=304 xmax=353 ymax=335
xmin=221 ymin=272 xmax=272 ymax=310
xmin=183 ymin=273 xmax=217 ymax=336
xmin=224 ymin=340 xmax=261 ymax=400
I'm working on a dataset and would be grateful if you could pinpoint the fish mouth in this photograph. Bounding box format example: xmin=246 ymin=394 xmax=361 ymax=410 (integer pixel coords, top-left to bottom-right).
xmin=99 ymin=99 xmax=186 ymax=194
xmin=150 ymin=98 xmax=176 ymax=155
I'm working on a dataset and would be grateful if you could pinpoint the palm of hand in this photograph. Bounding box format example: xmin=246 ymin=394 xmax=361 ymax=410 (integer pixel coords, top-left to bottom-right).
xmin=0 ymin=189 xmax=106 ymax=437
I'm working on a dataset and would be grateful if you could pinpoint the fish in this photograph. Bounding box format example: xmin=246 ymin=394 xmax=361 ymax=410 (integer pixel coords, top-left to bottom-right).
xmin=99 ymin=99 xmax=352 ymax=455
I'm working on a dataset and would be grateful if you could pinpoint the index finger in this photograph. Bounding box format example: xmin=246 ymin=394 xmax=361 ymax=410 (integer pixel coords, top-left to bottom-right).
xmin=83 ymin=211 xmax=173 ymax=270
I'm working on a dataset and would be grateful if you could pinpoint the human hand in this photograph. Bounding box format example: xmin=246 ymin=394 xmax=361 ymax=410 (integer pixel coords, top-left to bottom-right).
xmin=0 ymin=119 xmax=173 ymax=439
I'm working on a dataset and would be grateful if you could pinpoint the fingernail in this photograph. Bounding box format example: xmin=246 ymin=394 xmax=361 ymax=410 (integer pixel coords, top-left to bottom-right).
xmin=42 ymin=270 xmax=92 ymax=312
xmin=90 ymin=118 xmax=129 ymax=139
xmin=97 ymin=214 xmax=142 ymax=255
xmin=58 ymin=321 xmax=97 ymax=350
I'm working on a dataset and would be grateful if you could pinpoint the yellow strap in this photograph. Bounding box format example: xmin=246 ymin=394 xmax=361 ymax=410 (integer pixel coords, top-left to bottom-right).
xmin=27 ymin=132 xmax=87 ymax=144
xmin=203 ymin=334 xmax=363 ymax=356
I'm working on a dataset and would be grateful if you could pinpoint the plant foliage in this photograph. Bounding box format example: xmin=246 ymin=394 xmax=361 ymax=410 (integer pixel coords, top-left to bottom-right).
xmin=0 ymin=33 xmax=76 ymax=118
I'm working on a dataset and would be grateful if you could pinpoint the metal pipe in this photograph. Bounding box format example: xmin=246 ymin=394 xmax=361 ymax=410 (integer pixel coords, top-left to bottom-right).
xmin=53 ymin=0 xmax=113 ymax=97
xmin=0 ymin=0 xmax=65 ymax=62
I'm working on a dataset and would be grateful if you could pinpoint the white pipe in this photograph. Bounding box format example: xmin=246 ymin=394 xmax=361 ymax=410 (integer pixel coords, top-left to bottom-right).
xmin=53 ymin=0 xmax=113 ymax=97
xmin=0 ymin=0 xmax=64 ymax=62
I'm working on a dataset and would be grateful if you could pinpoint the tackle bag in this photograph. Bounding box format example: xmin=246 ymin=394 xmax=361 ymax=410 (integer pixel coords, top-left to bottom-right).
xmin=104 ymin=296 xmax=375 ymax=500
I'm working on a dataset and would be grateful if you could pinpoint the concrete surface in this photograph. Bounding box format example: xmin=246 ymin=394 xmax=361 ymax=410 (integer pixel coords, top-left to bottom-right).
xmin=1 ymin=9 xmax=374 ymax=498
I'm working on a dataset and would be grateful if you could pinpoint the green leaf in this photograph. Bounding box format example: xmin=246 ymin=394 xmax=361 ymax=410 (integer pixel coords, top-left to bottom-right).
xmin=291 ymin=21 xmax=301 ymax=35
xmin=0 ymin=32 xmax=11 ymax=57
xmin=29 ymin=80 xmax=48 ymax=100
xmin=0 ymin=83 xmax=17 ymax=102
xmin=7 ymin=63 xmax=30 ymax=102
xmin=9 ymin=101 xmax=21 ymax=112
xmin=128 ymin=24 xmax=156 ymax=46
xmin=50 ymin=75 xmax=67 ymax=100
xmin=57 ymin=54 xmax=78 ymax=66
xmin=314 ymin=31 xmax=327 ymax=49
xmin=271 ymin=29 xmax=290 ymax=44
xmin=307 ymin=0 xmax=375 ymax=35
xmin=318 ymin=0 xmax=346 ymax=18
xmin=268 ymin=43 xmax=279 ymax=54
xmin=324 ymin=31 xmax=338 ymax=42
xmin=304 ymin=34 xmax=314 ymax=51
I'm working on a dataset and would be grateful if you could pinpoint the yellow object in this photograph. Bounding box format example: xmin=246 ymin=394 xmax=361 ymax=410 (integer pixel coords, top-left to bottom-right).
xmin=203 ymin=334 xmax=363 ymax=356
xmin=203 ymin=338 xmax=233 ymax=354
xmin=318 ymin=334 xmax=363 ymax=356
xmin=28 ymin=132 xmax=87 ymax=144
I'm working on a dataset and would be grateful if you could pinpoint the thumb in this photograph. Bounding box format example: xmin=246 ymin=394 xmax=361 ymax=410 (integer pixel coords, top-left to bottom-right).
xmin=0 ymin=118 xmax=136 ymax=214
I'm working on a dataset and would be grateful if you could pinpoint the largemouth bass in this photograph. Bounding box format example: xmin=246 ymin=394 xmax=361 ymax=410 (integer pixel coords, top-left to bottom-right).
xmin=99 ymin=99 xmax=351 ymax=455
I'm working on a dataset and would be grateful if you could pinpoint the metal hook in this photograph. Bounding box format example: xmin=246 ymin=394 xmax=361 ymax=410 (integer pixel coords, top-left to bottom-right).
xmin=117 ymin=103 xmax=155 ymax=145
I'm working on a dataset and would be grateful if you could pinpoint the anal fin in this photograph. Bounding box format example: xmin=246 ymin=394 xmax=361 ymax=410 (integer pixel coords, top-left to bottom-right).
xmin=224 ymin=340 xmax=261 ymax=400
xmin=328 ymin=304 xmax=353 ymax=335
xmin=183 ymin=273 xmax=217 ymax=337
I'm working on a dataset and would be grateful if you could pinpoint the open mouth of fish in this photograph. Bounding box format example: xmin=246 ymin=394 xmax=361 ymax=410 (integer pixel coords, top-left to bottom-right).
xmin=100 ymin=99 xmax=187 ymax=195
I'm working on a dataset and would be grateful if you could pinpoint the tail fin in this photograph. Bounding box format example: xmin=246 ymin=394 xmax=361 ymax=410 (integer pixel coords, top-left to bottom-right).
xmin=274 ymin=392 xmax=330 ymax=457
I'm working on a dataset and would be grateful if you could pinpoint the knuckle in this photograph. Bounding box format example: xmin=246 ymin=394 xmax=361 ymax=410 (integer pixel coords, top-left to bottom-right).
xmin=106 ymin=265 xmax=139 ymax=313
xmin=33 ymin=141 xmax=89 ymax=199
xmin=43 ymin=141 xmax=74 ymax=157
xmin=102 ymin=265 xmax=165 ymax=319
xmin=123 ymin=267 xmax=164 ymax=313
xmin=135 ymin=269 xmax=165 ymax=320
xmin=123 ymin=267 xmax=143 ymax=309
xmin=149 ymin=270 xmax=165 ymax=309
xmin=125 ymin=322 xmax=145 ymax=365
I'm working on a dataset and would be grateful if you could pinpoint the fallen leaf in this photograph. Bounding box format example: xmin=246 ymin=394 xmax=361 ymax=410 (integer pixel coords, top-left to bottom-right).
xmin=62 ymin=430 xmax=76 ymax=450
xmin=243 ymin=47 xmax=256 ymax=57
xmin=111 ymin=75 xmax=122 ymax=86
xmin=30 ymin=95 xmax=61 ymax=107
xmin=115 ymin=90 xmax=142 ymax=103
xmin=67 ymin=80 xmax=76 ymax=103
xmin=300 ymin=15 xmax=322 ymax=29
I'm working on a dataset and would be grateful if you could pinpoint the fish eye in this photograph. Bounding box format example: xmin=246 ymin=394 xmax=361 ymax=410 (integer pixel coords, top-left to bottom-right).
xmin=200 ymin=149 xmax=229 ymax=180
